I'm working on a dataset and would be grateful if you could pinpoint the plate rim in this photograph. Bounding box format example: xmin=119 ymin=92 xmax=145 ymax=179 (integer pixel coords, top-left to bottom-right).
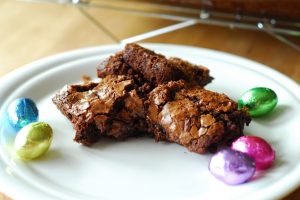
xmin=0 ymin=43 xmax=300 ymax=200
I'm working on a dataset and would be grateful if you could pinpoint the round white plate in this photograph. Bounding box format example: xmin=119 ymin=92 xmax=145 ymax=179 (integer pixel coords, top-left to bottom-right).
xmin=0 ymin=44 xmax=300 ymax=200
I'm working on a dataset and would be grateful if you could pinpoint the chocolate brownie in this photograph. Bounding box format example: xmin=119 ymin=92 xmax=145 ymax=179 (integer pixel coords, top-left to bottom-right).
xmin=146 ymin=80 xmax=251 ymax=153
xmin=97 ymin=43 xmax=212 ymax=91
xmin=52 ymin=75 xmax=146 ymax=145
xmin=53 ymin=78 xmax=250 ymax=153
xmin=53 ymin=43 xmax=251 ymax=153
xmin=97 ymin=51 xmax=152 ymax=96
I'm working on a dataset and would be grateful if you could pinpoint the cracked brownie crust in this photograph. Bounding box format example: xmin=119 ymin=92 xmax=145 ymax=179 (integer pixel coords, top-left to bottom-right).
xmin=146 ymin=80 xmax=251 ymax=153
xmin=98 ymin=43 xmax=213 ymax=90
xmin=52 ymin=75 xmax=146 ymax=145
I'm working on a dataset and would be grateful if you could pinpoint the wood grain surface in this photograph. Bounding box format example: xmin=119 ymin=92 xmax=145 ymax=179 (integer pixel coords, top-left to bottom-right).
xmin=0 ymin=0 xmax=299 ymax=199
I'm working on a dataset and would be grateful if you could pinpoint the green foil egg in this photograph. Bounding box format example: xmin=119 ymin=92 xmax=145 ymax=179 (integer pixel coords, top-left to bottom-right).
xmin=238 ymin=87 xmax=278 ymax=117
xmin=14 ymin=122 xmax=53 ymax=160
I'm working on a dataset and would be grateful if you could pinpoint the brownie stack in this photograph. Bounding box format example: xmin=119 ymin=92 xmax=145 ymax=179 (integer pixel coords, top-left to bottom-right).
xmin=53 ymin=43 xmax=250 ymax=154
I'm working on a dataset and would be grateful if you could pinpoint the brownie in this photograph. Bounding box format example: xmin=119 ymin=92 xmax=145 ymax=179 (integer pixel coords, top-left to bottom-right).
xmin=97 ymin=43 xmax=212 ymax=91
xmin=52 ymin=75 xmax=146 ymax=145
xmin=53 ymin=43 xmax=251 ymax=154
xmin=97 ymin=51 xmax=152 ymax=96
xmin=146 ymin=80 xmax=251 ymax=153
xmin=52 ymin=78 xmax=250 ymax=153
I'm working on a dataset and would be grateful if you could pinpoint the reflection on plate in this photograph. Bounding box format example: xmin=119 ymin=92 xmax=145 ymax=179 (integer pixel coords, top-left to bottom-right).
xmin=0 ymin=44 xmax=300 ymax=200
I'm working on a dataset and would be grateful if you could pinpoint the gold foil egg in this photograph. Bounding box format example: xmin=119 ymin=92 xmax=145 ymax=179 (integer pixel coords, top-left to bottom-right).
xmin=14 ymin=122 xmax=53 ymax=160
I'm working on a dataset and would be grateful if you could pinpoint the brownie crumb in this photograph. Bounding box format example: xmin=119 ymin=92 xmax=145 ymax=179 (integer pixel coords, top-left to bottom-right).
xmin=81 ymin=75 xmax=92 ymax=83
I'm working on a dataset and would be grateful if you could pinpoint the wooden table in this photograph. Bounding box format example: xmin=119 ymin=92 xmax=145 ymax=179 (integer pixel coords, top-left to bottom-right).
xmin=0 ymin=0 xmax=299 ymax=199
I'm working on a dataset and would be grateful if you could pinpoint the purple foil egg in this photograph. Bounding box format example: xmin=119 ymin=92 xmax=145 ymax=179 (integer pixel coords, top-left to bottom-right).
xmin=232 ymin=136 xmax=275 ymax=170
xmin=209 ymin=148 xmax=256 ymax=185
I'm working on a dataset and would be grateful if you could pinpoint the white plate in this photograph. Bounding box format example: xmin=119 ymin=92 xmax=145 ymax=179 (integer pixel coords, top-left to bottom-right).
xmin=0 ymin=44 xmax=300 ymax=200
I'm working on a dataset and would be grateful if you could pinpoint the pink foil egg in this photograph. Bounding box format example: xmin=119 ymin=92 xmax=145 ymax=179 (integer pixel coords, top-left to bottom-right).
xmin=232 ymin=136 xmax=275 ymax=170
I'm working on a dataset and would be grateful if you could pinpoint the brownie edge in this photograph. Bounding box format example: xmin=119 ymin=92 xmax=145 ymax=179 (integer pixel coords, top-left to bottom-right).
xmin=146 ymin=80 xmax=251 ymax=153
xmin=98 ymin=43 xmax=213 ymax=90
xmin=52 ymin=75 xmax=146 ymax=145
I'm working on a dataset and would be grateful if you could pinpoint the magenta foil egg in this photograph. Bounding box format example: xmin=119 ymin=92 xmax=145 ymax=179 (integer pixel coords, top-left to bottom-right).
xmin=232 ymin=136 xmax=275 ymax=170
xmin=209 ymin=149 xmax=256 ymax=185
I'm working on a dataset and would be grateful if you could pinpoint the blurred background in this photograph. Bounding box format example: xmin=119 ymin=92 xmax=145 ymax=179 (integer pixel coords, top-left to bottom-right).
xmin=1 ymin=0 xmax=300 ymax=82
xmin=0 ymin=0 xmax=300 ymax=199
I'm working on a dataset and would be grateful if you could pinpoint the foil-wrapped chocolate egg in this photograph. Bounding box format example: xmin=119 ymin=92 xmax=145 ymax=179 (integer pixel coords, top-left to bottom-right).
xmin=238 ymin=87 xmax=278 ymax=117
xmin=7 ymin=98 xmax=39 ymax=131
xmin=232 ymin=136 xmax=275 ymax=170
xmin=14 ymin=122 xmax=53 ymax=160
xmin=209 ymin=149 xmax=256 ymax=185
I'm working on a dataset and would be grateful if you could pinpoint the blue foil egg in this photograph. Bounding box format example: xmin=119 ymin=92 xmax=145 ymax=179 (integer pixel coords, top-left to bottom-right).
xmin=7 ymin=98 xmax=39 ymax=131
